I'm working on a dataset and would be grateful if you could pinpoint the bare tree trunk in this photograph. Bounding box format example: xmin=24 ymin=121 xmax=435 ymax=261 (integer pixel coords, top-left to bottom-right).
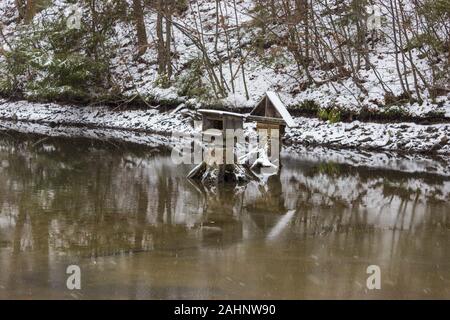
xmin=165 ymin=0 xmax=173 ymax=78
xmin=156 ymin=0 xmax=166 ymax=75
xmin=132 ymin=0 xmax=148 ymax=56
xmin=397 ymin=0 xmax=423 ymax=102
xmin=214 ymin=0 xmax=229 ymax=92
xmin=232 ymin=0 xmax=249 ymax=100
xmin=389 ymin=0 xmax=407 ymax=96
xmin=89 ymin=0 xmax=99 ymax=61
xmin=15 ymin=0 xmax=25 ymax=21
xmin=154 ymin=0 xmax=173 ymax=82
xmin=393 ymin=0 xmax=411 ymax=98
xmin=24 ymin=0 xmax=35 ymax=24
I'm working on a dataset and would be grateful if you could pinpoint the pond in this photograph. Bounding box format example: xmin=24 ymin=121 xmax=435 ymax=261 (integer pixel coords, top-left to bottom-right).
xmin=0 ymin=132 xmax=449 ymax=299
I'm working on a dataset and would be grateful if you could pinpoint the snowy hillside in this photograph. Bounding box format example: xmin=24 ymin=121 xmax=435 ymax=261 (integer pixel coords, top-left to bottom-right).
xmin=0 ymin=0 xmax=449 ymax=118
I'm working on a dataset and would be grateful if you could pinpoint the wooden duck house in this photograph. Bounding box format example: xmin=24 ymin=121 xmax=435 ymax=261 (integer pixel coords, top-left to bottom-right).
xmin=197 ymin=109 xmax=246 ymax=166
xmin=198 ymin=109 xmax=245 ymax=135
xmin=247 ymin=92 xmax=296 ymax=168
xmin=247 ymin=91 xmax=297 ymax=135
xmin=195 ymin=92 xmax=294 ymax=171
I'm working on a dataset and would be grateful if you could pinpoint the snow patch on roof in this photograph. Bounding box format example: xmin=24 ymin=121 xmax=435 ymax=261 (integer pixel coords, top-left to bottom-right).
xmin=266 ymin=92 xmax=297 ymax=128
xmin=198 ymin=109 xmax=246 ymax=118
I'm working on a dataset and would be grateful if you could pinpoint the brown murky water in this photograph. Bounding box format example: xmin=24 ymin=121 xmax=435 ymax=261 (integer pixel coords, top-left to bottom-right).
xmin=0 ymin=134 xmax=449 ymax=299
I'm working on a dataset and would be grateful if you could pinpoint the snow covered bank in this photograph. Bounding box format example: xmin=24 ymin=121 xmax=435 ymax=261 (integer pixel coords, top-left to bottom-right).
xmin=1 ymin=116 xmax=449 ymax=179
xmin=0 ymin=99 xmax=449 ymax=158
xmin=0 ymin=120 xmax=174 ymax=149
xmin=286 ymin=117 xmax=450 ymax=155
xmin=0 ymin=99 xmax=195 ymax=135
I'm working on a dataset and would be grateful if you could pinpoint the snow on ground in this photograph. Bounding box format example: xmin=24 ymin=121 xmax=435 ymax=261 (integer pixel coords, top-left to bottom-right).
xmin=0 ymin=99 xmax=195 ymax=135
xmin=109 ymin=0 xmax=450 ymax=115
xmin=286 ymin=117 xmax=450 ymax=155
xmin=0 ymin=99 xmax=448 ymax=155
xmin=0 ymin=119 xmax=174 ymax=149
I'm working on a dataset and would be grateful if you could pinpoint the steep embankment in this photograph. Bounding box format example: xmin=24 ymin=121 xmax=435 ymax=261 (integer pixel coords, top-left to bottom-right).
xmin=0 ymin=0 xmax=449 ymax=117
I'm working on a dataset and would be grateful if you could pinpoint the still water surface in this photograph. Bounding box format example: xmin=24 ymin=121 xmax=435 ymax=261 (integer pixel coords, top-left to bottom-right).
xmin=0 ymin=133 xmax=449 ymax=299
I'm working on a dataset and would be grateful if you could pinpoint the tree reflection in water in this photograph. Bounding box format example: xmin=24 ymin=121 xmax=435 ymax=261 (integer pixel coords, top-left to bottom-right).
xmin=0 ymin=133 xmax=449 ymax=299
